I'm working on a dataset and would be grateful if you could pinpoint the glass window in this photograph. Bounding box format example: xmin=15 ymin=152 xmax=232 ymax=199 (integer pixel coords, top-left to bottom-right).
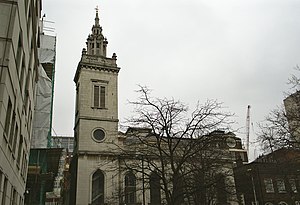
xmin=4 ymin=99 xmax=12 ymax=138
xmin=150 ymin=172 xmax=161 ymax=204
xmin=276 ymin=179 xmax=286 ymax=193
xmin=100 ymin=86 xmax=105 ymax=108
xmin=11 ymin=188 xmax=17 ymax=205
xmin=93 ymin=85 xmax=106 ymax=108
xmin=20 ymin=58 xmax=26 ymax=92
xmin=125 ymin=172 xmax=136 ymax=204
xmin=289 ymin=179 xmax=297 ymax=193
xmin=91 ymin=170 xmax=104 ymax=205
xmin=94 ymin=85 xmax=100 ymax=107
xmin=2 ymin=177 xmax=8 ymax=205
xmin=9 ymin=113 xmax=16 ymax=147
xmin=17 ymin=135 xmax=23 ymax=165
xmin=16 ymin=33 xmax=23 ymax=73
xmin=93 ymin=129 xmax=105 ymax=142
xmin=264 ymin=178 xmax=275 ymax=193
xmin=12 ymin=124 xmax=19 ymax=154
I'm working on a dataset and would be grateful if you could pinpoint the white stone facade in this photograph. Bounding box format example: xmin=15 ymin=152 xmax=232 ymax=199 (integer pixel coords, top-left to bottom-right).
xmin=0 ymin=0 xmax=41 ymax=204
xmin=72 ymin=9 xmax=122 ymax=205
xmin=72 ymin=10 xmax=241 ymax=205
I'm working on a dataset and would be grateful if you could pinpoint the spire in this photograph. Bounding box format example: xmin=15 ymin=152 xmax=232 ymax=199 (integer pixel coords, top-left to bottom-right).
xmin=95 ymin=6 xmax=100 ymax=27
xmin=85 ymin=7 xmax=108 ymax=57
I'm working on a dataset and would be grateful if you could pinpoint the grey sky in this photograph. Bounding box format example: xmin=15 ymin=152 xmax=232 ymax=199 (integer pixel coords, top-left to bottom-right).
xmin=43 ymin=0 xmax=300 ymax=159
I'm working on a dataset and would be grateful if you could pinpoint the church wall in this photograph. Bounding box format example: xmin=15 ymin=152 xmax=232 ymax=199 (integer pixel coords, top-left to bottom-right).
xmin=77 ymin=118 xmax=119 ymax=152
xmin=75 ymin=152 xmax=156 ymax=205
xmin=72 ymin=8 xmax=242 ymax=205
xmin=76 ymin=154 xmax=122 ymax=205
xmin=77 ymin=68 xmax=118 ymax=120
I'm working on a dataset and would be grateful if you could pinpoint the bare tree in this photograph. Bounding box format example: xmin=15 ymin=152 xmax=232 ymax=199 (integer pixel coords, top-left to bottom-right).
xmin=258 ymin=67 xmax=300 ymax=152
xmin=287 ymin=65 xmax=300 ymax=92
xmin=120 ymin=86 xmax=235 ymax=205
xmin=258 ymin=105 xmax=295 ymax=152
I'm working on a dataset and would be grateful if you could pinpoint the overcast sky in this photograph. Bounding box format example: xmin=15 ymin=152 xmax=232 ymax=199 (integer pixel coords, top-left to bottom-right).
xmin=43 ymin=0 xmax=300 ymax=159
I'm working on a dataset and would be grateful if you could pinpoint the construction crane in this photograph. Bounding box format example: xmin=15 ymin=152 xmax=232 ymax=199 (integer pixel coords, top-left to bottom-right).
xmin=246 ymin=105 xmax=251 ymax=155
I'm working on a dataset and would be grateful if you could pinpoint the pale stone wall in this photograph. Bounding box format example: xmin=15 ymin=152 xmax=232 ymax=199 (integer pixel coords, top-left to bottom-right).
xmin=0 ymin=0 xmax=41 ymax=204
xmin=73 ymin=10 xmax=241 ymax=205
xmin=75 ymin=66 xmax=119 ymax=152
xmin=284 ymin=91 xmax=300 ymax=142
xmin=75 ymin=153 xmax=154 ymax=205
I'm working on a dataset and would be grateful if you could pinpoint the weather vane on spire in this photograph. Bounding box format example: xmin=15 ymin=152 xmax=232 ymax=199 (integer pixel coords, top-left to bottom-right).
xmin=95 ymin=5 xmax=99 ymax=12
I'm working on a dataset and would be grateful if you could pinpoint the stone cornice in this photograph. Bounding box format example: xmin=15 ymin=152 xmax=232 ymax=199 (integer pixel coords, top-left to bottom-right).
xmin=78 ymin=115 xmax=119 ymax=122
xmin=74 ymin=54 xmax=120 ymax=82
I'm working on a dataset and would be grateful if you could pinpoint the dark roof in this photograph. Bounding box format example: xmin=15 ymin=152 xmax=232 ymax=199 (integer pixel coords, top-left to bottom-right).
xmin=254 ymin=148 xmax=300 ymax=164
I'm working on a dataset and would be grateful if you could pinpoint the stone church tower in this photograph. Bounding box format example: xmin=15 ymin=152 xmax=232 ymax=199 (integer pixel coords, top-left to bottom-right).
xmin=70 ymin=8 xmax=242 ymax=205
xmin=71 ymin=9 xmax=121 ymax=205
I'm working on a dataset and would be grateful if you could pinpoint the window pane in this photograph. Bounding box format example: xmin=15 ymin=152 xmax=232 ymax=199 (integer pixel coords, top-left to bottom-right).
xmin=289 ymin=179 xmax=297 ymax=193
xmin=4 ymin=99 xmax=12 ymax=137
xmin=276 ymin=179 xmax=286 ymax=193
xmin=94 ymin=85 xmax=99 ymax=107
xmin=9 ymin=113 xmax=16 ymax=146
xmin=150 ymin=172 xmax=161 ymax=204
xmin=17 ymin=136 xmax=23 ymax=165
xmin=125 ymin=173 xmax=136 ymax=204
xmin=92 ymin=170 xmax=104 ymax=205
xmin=2 ymin=177 xmax=8 ymax=205
xmin=100 ymin=86 xmax=105 ymax=108
xmin=264 ymin=178 xmax=274 ymax=193
xmin=12 ymin=124 xmax=18 ymax=154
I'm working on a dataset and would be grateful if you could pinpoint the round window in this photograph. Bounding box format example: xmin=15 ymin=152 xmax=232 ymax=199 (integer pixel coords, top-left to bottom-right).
xmin=226 ymin=137 xmax=236 ymax=148
xmin=93 ymin=129 xmax=105 ymax=141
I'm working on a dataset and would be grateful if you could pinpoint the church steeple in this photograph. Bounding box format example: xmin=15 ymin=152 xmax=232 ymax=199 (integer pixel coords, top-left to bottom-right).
xmin=73 ymin=7 xmax=120 ymax=205
xmin=95 ymin=7 xmax=100 ymax=26
xmin=86 ymin=7 xmax=108 ymax=56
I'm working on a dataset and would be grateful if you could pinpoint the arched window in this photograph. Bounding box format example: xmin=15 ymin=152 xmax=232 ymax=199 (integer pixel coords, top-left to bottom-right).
xmin=278 ymin=202 xmax=288 ymax=205
xmin=265 ymin=203 xmax=274 ymax=205
xmin=92 ymin=170 xmax=104 ymax=205
xmin=125 ymin=172 xmax=136 ymax=204
xmin=150 ymin=172 xmax=161 ymax=204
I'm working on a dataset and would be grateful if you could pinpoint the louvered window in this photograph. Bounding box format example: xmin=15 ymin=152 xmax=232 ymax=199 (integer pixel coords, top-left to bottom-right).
xmin=93 ymin=85 xmax=106 ymax=108
xmin=94 ymin=85 xmax=99 ymax=107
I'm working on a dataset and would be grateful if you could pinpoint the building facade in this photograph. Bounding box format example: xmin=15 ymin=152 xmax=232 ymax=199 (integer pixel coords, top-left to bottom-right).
xmin=52 ymin=136 xmax=74 ymax=153
xmin=71 ymin=9 xmax=121 ymax=205
xmin=0 ymin=0 xmax=41 ymax=204
xmin=71 ymin=9 xmax=247 ymax=205
xmin=284 ymin=91 xmax=300 ymax=142
xmin=46 ymin=136 xmax=74 ymax=204
xmin=234 ymin=148 xmax=300 ymax=205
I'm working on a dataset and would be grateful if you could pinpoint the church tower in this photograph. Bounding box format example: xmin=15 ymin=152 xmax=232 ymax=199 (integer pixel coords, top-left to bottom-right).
xmin=71 ymin=8 xmax=121 ymax=205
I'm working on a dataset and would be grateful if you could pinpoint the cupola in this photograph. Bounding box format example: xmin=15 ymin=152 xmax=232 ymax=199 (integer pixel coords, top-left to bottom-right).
xmin=86 ymin=7 xmax=108 ymax=57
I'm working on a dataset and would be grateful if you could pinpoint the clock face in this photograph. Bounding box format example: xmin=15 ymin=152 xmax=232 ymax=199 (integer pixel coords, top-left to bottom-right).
xmin=93 ymin=128 xmax=106 ymax=142
xmin=226 ymin=137 xmax=236 ymax=148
